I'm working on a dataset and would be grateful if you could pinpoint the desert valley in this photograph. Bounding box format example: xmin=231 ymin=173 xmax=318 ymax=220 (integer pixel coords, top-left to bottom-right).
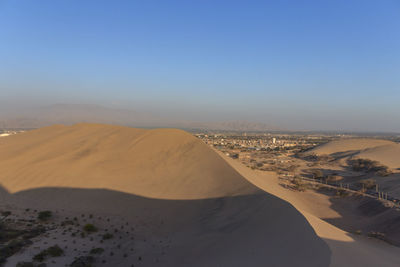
xmin=1 ymin=1 xmax=399 ymax=266
xmin=1 ymin=124 xmax=400 ymax=266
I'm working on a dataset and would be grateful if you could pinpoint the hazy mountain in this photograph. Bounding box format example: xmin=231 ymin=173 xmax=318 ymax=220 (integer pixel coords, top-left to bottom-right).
xmin=185 ymin=120 xmax=281 ymax=132
xmin=0 ymin=103 xmax=281 ymax=132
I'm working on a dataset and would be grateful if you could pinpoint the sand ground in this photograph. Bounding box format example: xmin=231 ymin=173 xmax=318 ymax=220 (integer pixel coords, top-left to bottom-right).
xmin=1 ymin=124 xmax=400 ymax=266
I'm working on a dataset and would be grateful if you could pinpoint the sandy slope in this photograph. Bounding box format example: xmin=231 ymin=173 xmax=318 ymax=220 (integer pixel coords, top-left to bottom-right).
xmin=217 ymin=150 xmax=400 ymax=267
xmin=2 ymin=124 xmax=399 ymax=266
xmin=357 ymin=144 xmax=400 ymax=169
xmin=0 ymin=123 xmax=255 ymax=199
xmin=0 ymin=123 xmax=329 ymax=266
xmin=308 ymin=138 xmax=394 ymax=155
xmin=307 ymin=138 xmax=400 ymax=169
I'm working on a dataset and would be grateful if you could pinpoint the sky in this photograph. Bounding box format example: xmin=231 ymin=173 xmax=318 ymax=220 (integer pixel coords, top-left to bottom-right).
xmin=1 ymin=0 xmax=399 ymax=132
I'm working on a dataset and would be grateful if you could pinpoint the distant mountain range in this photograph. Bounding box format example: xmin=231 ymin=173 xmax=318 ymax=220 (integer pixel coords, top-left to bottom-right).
xmin=0 ymin=104 xmax=280 ymax=132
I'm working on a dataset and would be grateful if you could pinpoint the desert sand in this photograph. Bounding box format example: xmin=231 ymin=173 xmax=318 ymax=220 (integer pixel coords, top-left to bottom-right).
xmin=307 ymin=138 xmax=400 ymax=169
xmin=217 ymin=151 xmax=400 ymax=267
xmin=1 ymin=124 xmax=399 ymax=266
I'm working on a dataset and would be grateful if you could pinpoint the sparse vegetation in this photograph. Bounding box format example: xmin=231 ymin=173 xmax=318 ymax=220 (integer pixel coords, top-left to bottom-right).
xmin=102 ymin=233 xmax=113 ymax=240
xmin=37 ymin=211 xmax=52 ymax=221
xmin=83 ymin=224 xmax=97 ymax=233
xmin=349 ymin=158 xmax=392 ymax=176
xmin=33 ymin=245 xmax=64 ymax=262
xmin=1 ymin=239 xmax=33 ymax=265
xmin=292 ymin=177 xmax=307 ymax=191
xmin=90 ymin=247 xmax=104 ymax=254
xmin=69 ymin=255 xmax=94 ymax=267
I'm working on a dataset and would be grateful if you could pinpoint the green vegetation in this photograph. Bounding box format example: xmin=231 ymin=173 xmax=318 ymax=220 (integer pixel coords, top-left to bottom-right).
xmin=349 ymin=158 xmax=392 ymax=176
xmin=102 ymin=233 xmax=113 ymax=240
xmin=33 ymin=245 xmax=64 ymax=262
xmin=1 ymin=239 xmax=33 ymax=265
xmin=0 ymin=218 xmax=45 ymax=265
xmin=37 ymin=211 xmax=52 ymax=221
xmin=89 ymin=247 xmax=104 ymax=254
xmin=83 ymin=224 xmax=97 ymax=233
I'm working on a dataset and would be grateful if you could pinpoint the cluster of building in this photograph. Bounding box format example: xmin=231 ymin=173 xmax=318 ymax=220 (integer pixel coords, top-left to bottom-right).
xmin=194 ymin=133 xmax=329 ymax=152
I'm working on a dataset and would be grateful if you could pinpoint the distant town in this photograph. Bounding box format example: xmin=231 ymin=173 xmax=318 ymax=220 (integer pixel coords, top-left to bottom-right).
xmin=0 ymin=130 xmax=24 ymax=138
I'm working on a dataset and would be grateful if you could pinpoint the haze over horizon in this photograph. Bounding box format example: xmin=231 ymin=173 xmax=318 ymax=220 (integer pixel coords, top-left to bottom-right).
xmin=1 ymin=0 xmax=399 ymax=132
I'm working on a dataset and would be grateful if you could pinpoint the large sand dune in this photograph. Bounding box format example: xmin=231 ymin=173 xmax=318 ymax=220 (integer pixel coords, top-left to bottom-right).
xmin=217 ymin=150 xmax=400 ymax=267
xmin=307 ymin=138 xmax=400 ymax=169
xmin=0 ymin=123 xmax=256 ymax=199
xmin=0 ymin=124 xmax=330 ymax=266
xmin=357 ymin=144 xmax=400 ymax=169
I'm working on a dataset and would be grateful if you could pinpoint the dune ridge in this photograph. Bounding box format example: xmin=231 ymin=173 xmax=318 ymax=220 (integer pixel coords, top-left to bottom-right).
xmin=307 ymin=138 xmax=400 ymax=168
xmin=0 ymin=123 xmax=256 ymax=199
xmin=0 ymin=123 xmax=331 ymax=266
xmin=216 ymin=149 xmax=400 ymax=267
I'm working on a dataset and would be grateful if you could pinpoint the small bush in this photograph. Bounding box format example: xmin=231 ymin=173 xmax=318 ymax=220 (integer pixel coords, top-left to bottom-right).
xmin=90 ymin=247 xmax=104 ymax=254
xmin=37 ymin=211 xmax=52 ymax=221
xmin=33 ymin=245 xmax=63 ymax=262
xmin=83 ymin=224 xmax=97 ymax=233
xmin=33 ymin=251 xmax=46 ymax=262
xmin=47 ymin=245 xmax=64 ymax=257
xmin=377 ymin=169 xmax=392 ymax=177
xmin=1 ymin=239 xmax=32 ymax=264
xmin=349 ymin=158 xmax=391 ymax=176
xmin=292 ymin=177 xmax=307 ymax=191
xmin=102 ymin=233 xmax=113 ymax=240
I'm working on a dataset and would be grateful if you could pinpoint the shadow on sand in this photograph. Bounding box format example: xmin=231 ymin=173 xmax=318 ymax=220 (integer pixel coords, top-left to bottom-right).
xmin=0 ymin=185 xmax=331 ymax=267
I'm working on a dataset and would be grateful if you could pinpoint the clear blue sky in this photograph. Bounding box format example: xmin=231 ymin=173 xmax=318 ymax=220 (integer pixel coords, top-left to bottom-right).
xmin=1 ymin=0 xmax=399 ymax=131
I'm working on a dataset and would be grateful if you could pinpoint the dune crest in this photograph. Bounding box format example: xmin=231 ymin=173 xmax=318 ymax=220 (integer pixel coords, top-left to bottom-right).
xmin=0 ymin=123 xmax=257 ymax=199
xmin=0 ymin=124 xmax=331 ymax=266
xmin=307 ymin=138 xmax=400 ymax=168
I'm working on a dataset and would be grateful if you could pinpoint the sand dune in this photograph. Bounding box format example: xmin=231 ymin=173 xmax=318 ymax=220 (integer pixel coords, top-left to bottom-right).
xmin=308 ymin=138 xmax=394 ymax=156
xmin=0 ymin=123 xmax=256 ymax=199
xmin=0 ymin=123 xmax=330 ymax=266
xmin=307 ymin=138 xmax=400 ymax=169
xmin=216 ymin=150 xmax=400 ymax=267
xmin=357 ymin=144 xmax=400 ymax=169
